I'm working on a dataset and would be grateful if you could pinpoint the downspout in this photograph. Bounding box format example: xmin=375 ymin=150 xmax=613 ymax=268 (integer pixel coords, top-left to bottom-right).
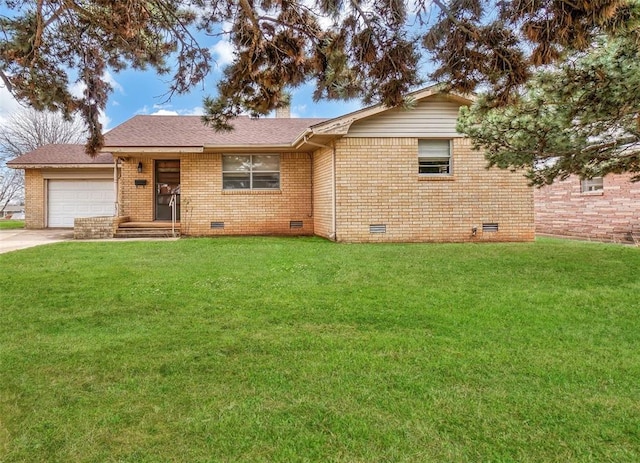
xmin=306 ymin=152 xmax=313 ymax=218
xmin=113 ymin=157 xmax=119 ymax=217
xmin=331 ymin=141 xmax=337 ymax=242
xmin=302 ymin=135 xmax=336 ymax=240
xmin=301 ymin=138 xmax=331 ymax=220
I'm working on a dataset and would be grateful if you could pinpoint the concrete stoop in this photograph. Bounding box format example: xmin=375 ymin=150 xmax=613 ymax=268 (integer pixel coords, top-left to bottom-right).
xmin=115 ymin=222 xmax=180 ymax=239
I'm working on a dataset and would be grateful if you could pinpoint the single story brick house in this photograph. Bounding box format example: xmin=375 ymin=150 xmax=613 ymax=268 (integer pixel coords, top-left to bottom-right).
xmin=535 ymin=174 xmax=640 ymax=242
xmin=9 ymin=86 xmax=534 ymax=242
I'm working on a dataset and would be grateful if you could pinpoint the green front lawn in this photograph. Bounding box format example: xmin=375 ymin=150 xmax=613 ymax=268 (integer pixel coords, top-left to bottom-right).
xmin=0 ymin=220 xmax=24 ymax=229
xmin=0 ymin=237 xmax=639 ymax=462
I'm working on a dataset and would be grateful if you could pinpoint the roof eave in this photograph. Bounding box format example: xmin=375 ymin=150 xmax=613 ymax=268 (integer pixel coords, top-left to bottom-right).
xmin=7 ymin=163 xmax=113 ymax=169
xmin=202 ymin=143 xmax=303 ymax=153
xmin=102 ymin=146 xmax=204 ymax=154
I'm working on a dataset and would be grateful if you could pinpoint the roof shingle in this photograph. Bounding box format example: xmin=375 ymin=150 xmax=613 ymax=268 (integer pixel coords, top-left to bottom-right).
xmin=7 ymin=144 xmax=112 ymax=166
xmin=103 ymin=115 xmax=327 ymax=147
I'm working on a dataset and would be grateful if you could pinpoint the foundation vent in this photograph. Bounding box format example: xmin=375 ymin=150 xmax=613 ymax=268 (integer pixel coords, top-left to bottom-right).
xmin=369 ymin=224 xmax=387 ymax=234
xmin=482 ymin=223 xmax=499 ymax=233
xmin=211 ymin=222 xmax=225 ymax=229
xmin=290 ymin=220 xmax=303 ymax=229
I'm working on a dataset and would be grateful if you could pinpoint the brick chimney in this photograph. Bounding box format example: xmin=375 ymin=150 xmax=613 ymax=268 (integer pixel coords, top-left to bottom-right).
xmin=275 ymin=104 xmax=291 ymax=118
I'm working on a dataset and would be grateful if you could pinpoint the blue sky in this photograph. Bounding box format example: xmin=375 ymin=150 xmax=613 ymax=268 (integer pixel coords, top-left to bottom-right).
xmin=0 ymin=3 xmax=364 ymax=130
xmin=0 ymin=49 xmax=366 ymax=131
xmin=0 ymin=3 xmax=436 ymax=131
xmin=102 ymin=64 xmax=366 ymax=130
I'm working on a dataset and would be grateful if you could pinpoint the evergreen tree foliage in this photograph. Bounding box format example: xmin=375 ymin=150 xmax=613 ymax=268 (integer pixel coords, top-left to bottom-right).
xmin=0 ymin=0 xmax=638 ymax=159
xmin=458 ymin=34 xmax=640 ymax=185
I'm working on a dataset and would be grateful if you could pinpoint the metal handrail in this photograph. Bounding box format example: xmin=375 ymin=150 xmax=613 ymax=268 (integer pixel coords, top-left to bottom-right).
xmin=169 ymin=193 xmax=177 ymax=237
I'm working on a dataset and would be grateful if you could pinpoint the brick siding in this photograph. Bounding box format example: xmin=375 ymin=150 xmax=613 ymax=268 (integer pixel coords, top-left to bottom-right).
xmin=119 ymin=157 xmax=154 ymax=222
xmin=330 ymin=137 xmax=534 ymax=243
xmin=535 ymin=174 xmax=640 ymax=242
xmin=120 ymin=153 xmax=314 ymax=236
xmin=24 ymin=170 xmax=45 ymax=229
xmin=183 ymin=152 xmax=313 ymax=236
xmin=118 ymin=139 xmax=534 ymax=242
xmin=312 ymin=146 xmax=334 ymax=240
xmin=74 ymin=216 xmax=114 ymax=239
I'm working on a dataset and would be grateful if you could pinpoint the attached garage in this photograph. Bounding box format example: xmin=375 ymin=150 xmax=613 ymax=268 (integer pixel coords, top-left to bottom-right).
xmin=6 ymin=144 xmax=115 ymax=229
xmin=47 ymin=179 xmax=115 ymax=227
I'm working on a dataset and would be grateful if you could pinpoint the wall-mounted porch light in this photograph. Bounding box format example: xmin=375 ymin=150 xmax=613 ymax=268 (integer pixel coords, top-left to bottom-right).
xmin=137 ymin=161 xmax=143 ymax=173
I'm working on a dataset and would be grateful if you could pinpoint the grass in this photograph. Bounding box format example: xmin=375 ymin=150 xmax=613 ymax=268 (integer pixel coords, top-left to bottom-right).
xmin=0 ymin=237 xmax=639 ymax=462
xmin=0 ymin=220 xmax=24 ymax=230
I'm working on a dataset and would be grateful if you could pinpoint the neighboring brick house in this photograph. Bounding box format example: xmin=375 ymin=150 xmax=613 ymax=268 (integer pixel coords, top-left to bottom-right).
xmin=9 ymin=86 xmax=535 ymax=242
xmin=535 ymin=174 xmax=640 ymax=242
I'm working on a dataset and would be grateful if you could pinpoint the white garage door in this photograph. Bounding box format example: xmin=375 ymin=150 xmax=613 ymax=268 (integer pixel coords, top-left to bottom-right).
xmin=48 ymin=180 xmax=115 ymax=227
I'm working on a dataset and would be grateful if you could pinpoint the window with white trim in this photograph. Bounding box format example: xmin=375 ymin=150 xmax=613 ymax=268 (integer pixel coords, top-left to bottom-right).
xmin=222 ymin=155 xmax=280 ymax=190
xmin=581 ymin=177 xmax=603 ymax=193
xmin=419 ymin=139 xmax=451 ymax=175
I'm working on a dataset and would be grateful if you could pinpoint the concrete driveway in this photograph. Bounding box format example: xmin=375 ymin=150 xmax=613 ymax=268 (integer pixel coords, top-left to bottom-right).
xmin=0 ymin=229 xmax=73 ymax=254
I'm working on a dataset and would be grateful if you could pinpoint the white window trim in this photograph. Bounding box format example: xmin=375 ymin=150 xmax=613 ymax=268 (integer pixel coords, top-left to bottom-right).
xmin=581 ymin=177 xmax=604 ymax=193
xmin=222 ymin=154 xmax=280 ymax=190
xmin=418 ymin=139 xmax=452 ymax=176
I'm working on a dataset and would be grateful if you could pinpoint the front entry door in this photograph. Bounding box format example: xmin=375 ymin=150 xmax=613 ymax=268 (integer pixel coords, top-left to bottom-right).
xmin=155 ymin=160 xmax=180 ymax=220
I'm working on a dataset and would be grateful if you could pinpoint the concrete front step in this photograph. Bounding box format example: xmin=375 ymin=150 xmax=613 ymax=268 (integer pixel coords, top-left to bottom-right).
xmin=119 ymin=221 xmax=180 ymax=229
xmin=115 ymin=228 xmax=179 ymax=238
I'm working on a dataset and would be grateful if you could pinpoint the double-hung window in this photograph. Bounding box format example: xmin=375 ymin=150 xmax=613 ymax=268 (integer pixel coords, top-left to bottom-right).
xmin=419 ymin=139 xmax=452 ymax=175
xmin=222 ymin=155 xmax=280 ymax=190
xmin=581 ymin=177 xmax=603 ymax=193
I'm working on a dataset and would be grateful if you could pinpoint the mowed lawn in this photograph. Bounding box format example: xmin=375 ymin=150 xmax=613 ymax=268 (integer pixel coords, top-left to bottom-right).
xmin=0 ymin=237 xmax=639 ymax=462
xmin=0 ymin=220 xmax=24 ymax=230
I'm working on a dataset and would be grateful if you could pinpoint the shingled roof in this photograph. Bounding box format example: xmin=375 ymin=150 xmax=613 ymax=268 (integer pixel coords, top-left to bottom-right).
xmin=7 ymin=144 xmax=112 ymax=167
xmin=103 ymin=115 xmax=327 ymax=148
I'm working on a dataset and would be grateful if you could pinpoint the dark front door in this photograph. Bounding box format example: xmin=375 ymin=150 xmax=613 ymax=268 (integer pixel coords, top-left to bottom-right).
xmin=155 ymin=160 xmax=180 ymax=220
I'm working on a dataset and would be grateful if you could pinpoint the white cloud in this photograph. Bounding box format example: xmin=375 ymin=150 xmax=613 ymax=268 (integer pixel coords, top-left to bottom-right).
xmin=150 ymin=106 xmax=204 ymax=116
xmin=180 ymin=106 xmax=204 ymax=116
xmin=290 ymin=104 xmax=307 ymax=118
xmin=99 ymin=112 xmax=112 ymax=132
xmin=0 ymin=85 xmax=24 ymax=125
xmin=0 ymin=80 xmax=112 ymax=133
xmin=151 ymin=109 xmax=179 ymax=116
xmin=103 ymin=70 xmax=124 ymax=94
xmin=67 ymin=82 xmax=112 ymax=131
xmin=69 ymin=71 xmax=124 ymax=98
xmin=210 ymin=39 xmax=235 ymax=68
xmin=69 ymin=81 xmax=85 ymax=99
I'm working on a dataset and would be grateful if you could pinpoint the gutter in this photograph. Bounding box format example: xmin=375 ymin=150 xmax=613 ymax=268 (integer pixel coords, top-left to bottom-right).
xmin=103 ymin=147 xmax=204 ymax=154
xmin=6 ymin=163 xmax=112 ymax=169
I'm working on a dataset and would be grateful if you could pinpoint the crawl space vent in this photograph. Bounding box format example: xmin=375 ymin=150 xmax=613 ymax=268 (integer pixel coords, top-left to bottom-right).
xmin=210 ymin=222 xmax=225 ymax=229
xmin=482 ymin=223 xmax=499 ymax=233
xmin=369 ymin=224 xmax=387 ymax=234
xmin=290 ymin=220 xmax=303 ymax=229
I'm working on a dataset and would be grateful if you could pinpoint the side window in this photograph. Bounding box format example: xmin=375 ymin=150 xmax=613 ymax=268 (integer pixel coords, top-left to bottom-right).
xmin=419 ymin=139 xmax=451 ymax=175
xmin=581 ymin=177 xmax=603 ymax=193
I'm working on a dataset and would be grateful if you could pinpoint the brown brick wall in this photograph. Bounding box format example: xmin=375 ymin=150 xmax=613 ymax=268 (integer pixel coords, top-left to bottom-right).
xmin=116 ymin=139 xmax=534 ymax=242
xmin=332 ymin=137 xmax=534 ymax=243
xmin=118 ymin=157 xmax=154 ymax=222
xmin=24 ymin=169 xmax=45 ymax=229
xmin=312 ymin=146 xmax=334 ymax=240
xmin=74 ymin=216 xmax=114 ymax=239
xmin=180 ymin=152 xmax=314 ymax=236
xmin=535 ymin=174 xmax=640 ymax=241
